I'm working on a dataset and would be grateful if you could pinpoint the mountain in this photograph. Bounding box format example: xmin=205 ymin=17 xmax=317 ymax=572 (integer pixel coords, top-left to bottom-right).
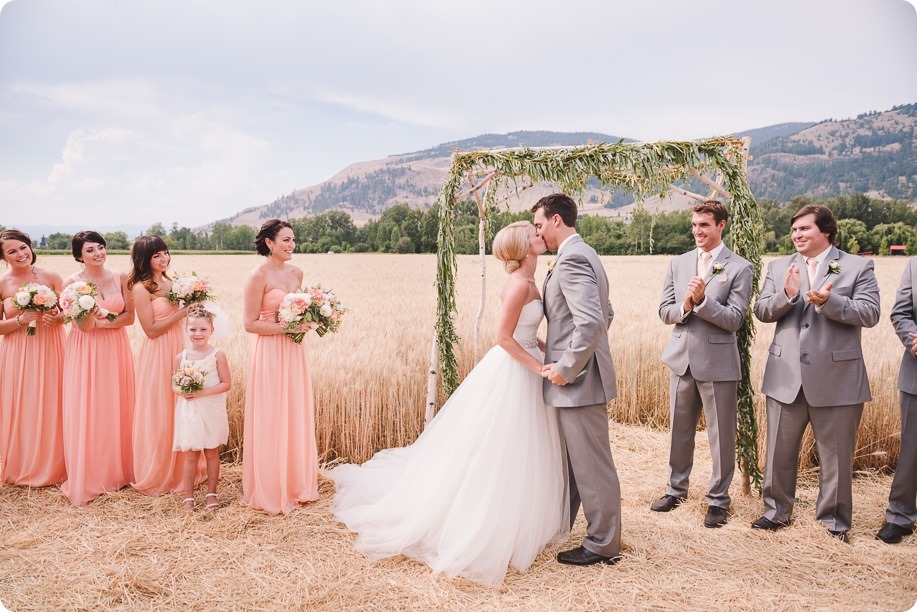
xmin=747 ymin=103 xmax=917 ymax=202
xmin=217 ymin=105 xmax=915 ymax=228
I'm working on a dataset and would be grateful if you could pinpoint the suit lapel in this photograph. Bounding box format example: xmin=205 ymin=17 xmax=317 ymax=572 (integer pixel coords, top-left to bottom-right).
xmin=703 ymin=247 xmax=731 ymax=284
xmin=811 ymin=246 xmax=839 ymax=292
xmin=796 ymin=252 xmax=811 ymax=296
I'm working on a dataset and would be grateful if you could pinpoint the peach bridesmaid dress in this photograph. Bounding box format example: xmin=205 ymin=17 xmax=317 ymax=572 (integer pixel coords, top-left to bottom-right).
xmin=61 ymin=276 xmax=136 ymax=505
xmin=242 ymin=288 xmax=319 ymax=515
xmin=0 ymin=300 xmax=67 ymax=486
xmin=131 ymin=297 xmax=194 ymax=495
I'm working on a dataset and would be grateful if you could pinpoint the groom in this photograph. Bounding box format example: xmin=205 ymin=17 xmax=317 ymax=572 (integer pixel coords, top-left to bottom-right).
xmin=532 ymin=193 xmax=623 ymax=567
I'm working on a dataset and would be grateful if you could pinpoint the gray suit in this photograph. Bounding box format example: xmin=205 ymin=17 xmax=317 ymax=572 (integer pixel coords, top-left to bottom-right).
xmin=543 ymin=234 xmax=621 ymax=557
xmin=887 ymin=256 xmax=917 ymax=528
xmin=754 ymin=246 xmax=880 ymax=531
xmin=659 ymin=246 xmax=753 ymax=507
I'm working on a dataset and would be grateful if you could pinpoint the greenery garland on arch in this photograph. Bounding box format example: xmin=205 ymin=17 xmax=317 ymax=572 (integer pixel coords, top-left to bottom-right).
xmin=433 ymin=137 xmax=766 ymax=492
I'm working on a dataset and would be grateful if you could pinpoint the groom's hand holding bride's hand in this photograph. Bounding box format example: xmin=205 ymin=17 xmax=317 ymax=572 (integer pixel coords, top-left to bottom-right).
xmin=542 ymin=363 xmax=568 ymax=386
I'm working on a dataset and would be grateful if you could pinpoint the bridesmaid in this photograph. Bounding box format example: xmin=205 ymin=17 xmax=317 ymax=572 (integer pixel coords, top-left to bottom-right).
xmin=0 ymin=229 xmax=67 ymax=487
xmin=241 ymin=219 xmax=319 ymax=515
xmin=128 ymin=235 xmax=200 ymax=495
xmin=61 ymin=231 xmax=136 ymax=505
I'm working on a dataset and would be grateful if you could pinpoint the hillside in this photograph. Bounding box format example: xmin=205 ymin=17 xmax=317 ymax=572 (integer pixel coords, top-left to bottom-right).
xmin=749 ymin=103 xmax=917 ymax=201
xmin=216 ymin=105 xmax=915 ymax=228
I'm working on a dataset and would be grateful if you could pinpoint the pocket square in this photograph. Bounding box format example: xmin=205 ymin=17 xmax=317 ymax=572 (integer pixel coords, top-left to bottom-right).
xmin=717 ymin=274 xmax=728 ymax=283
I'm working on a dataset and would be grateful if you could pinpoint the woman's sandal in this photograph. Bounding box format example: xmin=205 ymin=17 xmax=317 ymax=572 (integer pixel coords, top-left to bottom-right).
xmin=182 ymin=497 xmax=197 ymax=512
xmin=204 ymin=493 xmax=220 ymax=510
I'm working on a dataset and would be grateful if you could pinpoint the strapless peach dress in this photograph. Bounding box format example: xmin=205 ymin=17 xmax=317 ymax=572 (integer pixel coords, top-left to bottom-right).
xmin=131 ymin=297 xmax=198 ymax=495
xmin=61 ymin=284 xmax=135 ymax=505
xmin=241 ymin=288 xmax=319 ymax=515
xmin=0 ymin=300 xmax=67 ymax=486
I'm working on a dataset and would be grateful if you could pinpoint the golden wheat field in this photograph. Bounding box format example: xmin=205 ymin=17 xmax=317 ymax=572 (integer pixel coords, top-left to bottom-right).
xmin=1 ymin=253 xmax=915 ymax=610
xmin=21 ymin=252 xmax=905 ymax=470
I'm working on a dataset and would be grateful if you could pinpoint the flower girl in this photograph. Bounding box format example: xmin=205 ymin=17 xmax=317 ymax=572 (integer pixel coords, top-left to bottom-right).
xmin=171 ymin=304 xmax=231 ymax=511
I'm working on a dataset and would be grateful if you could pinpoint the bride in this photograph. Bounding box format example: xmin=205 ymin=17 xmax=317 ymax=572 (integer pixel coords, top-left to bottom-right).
xmin=327 ymin=221 xmax=569 ymax=587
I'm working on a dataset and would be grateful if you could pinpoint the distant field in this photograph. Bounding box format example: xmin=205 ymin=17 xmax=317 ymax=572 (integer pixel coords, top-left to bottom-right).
xmin=35 ymin=253 xmax=907 ymax=473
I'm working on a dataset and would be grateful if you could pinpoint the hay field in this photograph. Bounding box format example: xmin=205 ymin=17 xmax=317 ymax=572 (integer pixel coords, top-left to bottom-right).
xmin=20 ymin=252 xmax=907 ymax=470
xmin=1 ymin=253 xmax=914 ymax=610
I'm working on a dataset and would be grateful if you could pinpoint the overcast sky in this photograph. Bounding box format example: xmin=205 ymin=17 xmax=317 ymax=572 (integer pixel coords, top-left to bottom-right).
xmin=1 ymin=0 xmax=916 ymax=229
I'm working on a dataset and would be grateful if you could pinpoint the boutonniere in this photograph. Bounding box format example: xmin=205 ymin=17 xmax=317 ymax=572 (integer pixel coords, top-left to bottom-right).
xmin=827 ymin=260 xmax=841 ymax=275
xmin=547 ymin=258 xmax=557 ymax=273
xmin=710 ymin=261 xmax=726 ymax=276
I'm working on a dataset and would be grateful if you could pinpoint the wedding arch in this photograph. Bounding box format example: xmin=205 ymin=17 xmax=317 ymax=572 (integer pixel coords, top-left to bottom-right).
xmin=426 ymin=136 xmax=766 ymax=492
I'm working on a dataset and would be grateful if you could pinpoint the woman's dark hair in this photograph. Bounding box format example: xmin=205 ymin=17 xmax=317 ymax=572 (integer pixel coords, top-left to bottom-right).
xmin=0 ymin=229 xmax=37 ymax=265
xmin=71 ymin=231 xmax=107 ymax=263
xmin=254 ymin=219 xmax=294 ymax=256
xmin=127 ymin=234 xmax=171 ymax=292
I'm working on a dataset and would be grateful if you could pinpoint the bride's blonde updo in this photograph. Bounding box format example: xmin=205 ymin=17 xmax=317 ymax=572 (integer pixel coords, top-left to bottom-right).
xmin=493 ymin=221 xmax=532 ymax=274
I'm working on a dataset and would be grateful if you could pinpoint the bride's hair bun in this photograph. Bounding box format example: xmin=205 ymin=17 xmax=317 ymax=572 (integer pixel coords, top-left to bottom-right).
xmin=493 ymin=221 xmax=531 ymax=274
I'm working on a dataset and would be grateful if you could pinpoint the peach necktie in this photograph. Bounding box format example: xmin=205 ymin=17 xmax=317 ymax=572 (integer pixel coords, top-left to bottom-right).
xmin=698 ymin=251 xmax=712 ymax=277
xmin=806 ymin=257 xmax=818 ymax=286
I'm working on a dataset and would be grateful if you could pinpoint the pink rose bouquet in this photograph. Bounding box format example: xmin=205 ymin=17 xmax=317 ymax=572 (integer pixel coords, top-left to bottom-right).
xmin=276 ymin=285 xmax=346 ymax=344
xmin=59 ymin=281 xmax=116 ymax=324
xmin=167 ymin=273 xmax=213 ymax=308
xmin=12 ymin=283 xmax=58 ymax=336
xmin=172 ymin=364 xmax=207 ymax=394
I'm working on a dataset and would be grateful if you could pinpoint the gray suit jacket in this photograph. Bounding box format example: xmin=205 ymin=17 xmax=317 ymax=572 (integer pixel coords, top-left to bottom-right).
xmin=659 ymin=246 xmax=753 ymax=382
xmin=542 ymin=235 xmax=617 ymax=407
xmin=891 ymin=256 xmax=917 ymax=395
xmin=754 ymin=246 xmax=880 ymax=407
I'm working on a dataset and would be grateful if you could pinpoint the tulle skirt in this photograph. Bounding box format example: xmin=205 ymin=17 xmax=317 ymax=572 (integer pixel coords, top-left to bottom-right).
xmin=173 ymin=393 xmax=229 ymax=451
xmin=328 ymin=344 xmax=569 ymax=587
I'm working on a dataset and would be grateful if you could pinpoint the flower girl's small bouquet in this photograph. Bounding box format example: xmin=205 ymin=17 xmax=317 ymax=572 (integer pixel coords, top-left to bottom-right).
xmin=12 ymin=283 xmax=58 ymax=336
xmin=59 ymin=281 xmax=117 ymax=324
xmin=167 ymin=273 xmax=214 ymax=308
xmin=276 ymin=285 xmax=346 ymax=344
xmin=172 ymin=364 xmax=207 ymax=394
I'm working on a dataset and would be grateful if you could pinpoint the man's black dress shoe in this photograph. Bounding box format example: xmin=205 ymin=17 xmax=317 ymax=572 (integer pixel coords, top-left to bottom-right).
xmin=876 ymin=522 xmax=914 ymax=544
xmin=556 ymin=546 xmax=622 ymax=566
xmin=650 ymin=494 xmax=686 ymax=512
xmin=750 ymin=516 xmax=788 ymax=531
xmin=704 ymin=505 xmax=729 ymax=528
xmin=828 ymin=529 xmax=850 ymax=544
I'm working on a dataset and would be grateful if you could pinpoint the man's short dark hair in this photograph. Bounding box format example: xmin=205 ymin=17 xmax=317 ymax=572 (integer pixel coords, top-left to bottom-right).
xmin=530 ymin=193 xmax=578 ymax=228
xmin=693 ymin=200 xmax=729 ymax=226
xmin=791 ymin=204 xmax=837 ymax=244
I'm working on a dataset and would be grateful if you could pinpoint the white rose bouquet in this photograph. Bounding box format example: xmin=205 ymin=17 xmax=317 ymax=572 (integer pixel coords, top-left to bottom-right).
xmin=167 ymin=273 xmax=214 ymax=308
xmin=59 ymin=281 xmax=117 ymax=324
xmin=172 ymin=364 xmax=207 ymax=394
xmin=276 ymin=285 xmax=346 ymax=344
xmin=13 ymin=283 xmax=58 ymax=337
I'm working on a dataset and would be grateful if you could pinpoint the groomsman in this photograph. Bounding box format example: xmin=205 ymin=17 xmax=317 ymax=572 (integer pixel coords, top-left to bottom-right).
xmin=752 ymin=204 xmax=880 ymax=542
xmin=877 ymin=256 xmax=917 ymax=544
xmin=652 ymin=200 xmax=753 ymax=528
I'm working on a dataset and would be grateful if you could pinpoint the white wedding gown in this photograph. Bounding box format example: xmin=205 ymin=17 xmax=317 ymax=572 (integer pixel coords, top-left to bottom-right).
xmin=328 ymin=299 xmax=569 ymax=587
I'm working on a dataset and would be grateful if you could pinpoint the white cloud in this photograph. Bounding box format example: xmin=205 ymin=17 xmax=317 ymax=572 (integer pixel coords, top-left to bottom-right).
xmin=314 ymin=89 xmax=468 ymax=130
xmin=0 ymin=0 xmax=915 ymax=227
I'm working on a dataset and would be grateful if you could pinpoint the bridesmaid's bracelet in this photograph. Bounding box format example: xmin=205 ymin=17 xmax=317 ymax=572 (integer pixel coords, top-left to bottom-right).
xmin=15 ymin=315 xmax=22 ymax=326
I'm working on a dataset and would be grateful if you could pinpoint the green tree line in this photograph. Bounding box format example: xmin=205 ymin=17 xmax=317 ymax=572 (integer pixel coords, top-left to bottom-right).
xmin=19 ymin=192 xmax=917 ymax=256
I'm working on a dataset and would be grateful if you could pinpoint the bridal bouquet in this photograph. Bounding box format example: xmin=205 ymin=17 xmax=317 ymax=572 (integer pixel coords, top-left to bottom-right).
xmin=276 ymin=285 xmax=346 ymax=344
xmin=172 ymin=364 xmax=207 ymax=394
xmin=59 ymin=281 xmax=117 ymax=324
xmin=167 ymin=273 xmax=214 ymax=308
xmin=13 ymin=283 xmax=58 ymax=336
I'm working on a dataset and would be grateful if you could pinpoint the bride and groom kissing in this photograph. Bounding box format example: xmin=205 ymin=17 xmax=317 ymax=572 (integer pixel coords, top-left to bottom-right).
xmin=327 ymin=193 xmax=622 ymax=587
